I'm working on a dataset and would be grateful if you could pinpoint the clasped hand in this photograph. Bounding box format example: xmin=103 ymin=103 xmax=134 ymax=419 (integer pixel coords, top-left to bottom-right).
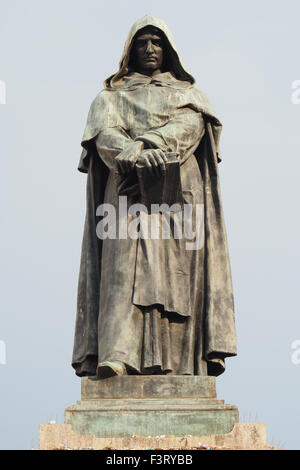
xmin=115 ymin=141 xmax=167 ymax=175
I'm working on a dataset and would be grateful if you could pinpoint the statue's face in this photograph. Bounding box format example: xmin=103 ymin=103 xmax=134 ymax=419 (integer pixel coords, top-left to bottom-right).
xmin=132 ymin=28 xmax=164 ymax=75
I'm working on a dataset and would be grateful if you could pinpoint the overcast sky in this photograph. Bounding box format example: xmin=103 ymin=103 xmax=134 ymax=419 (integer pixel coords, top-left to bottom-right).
xmin=0 ymin=0 xmax=300 ymax=449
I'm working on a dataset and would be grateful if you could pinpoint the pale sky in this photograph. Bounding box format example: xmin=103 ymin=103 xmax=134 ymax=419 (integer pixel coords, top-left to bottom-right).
xmin=0 ymin=0 xmax=300 ymax=449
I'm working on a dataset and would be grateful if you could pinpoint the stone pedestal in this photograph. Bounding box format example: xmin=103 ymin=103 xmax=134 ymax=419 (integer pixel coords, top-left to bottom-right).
xmin=39 ymin=422 xmax=268 ymax=450
xmin=64 ymin=376 xmax=239 ymax=438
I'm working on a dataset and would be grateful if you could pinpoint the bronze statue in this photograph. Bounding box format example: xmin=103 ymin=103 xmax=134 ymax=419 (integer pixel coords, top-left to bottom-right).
xmin=72 ymin=15 xmax=237 ymax=379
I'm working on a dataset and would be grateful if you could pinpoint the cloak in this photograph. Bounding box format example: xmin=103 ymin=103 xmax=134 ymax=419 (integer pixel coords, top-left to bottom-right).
xmin=72 ymin=15 xmax=237 ymax=377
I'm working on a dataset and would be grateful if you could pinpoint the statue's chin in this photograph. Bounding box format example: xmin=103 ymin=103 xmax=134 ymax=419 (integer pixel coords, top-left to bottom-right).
xmin=138 ymin=68 xmax=161 ymax=78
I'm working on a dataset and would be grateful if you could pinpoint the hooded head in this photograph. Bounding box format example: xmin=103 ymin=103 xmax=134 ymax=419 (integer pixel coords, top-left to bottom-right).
xmin=105 ymin=15 xmax=195 ymax=88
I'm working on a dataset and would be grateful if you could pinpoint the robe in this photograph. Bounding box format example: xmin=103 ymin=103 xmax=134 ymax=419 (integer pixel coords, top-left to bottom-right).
xmin=72 ymin=15 xmax=237 ymax=378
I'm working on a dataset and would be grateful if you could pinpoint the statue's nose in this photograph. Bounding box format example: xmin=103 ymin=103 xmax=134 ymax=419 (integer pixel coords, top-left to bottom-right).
xmin=146 ymin=40 xmax=154 ymax=53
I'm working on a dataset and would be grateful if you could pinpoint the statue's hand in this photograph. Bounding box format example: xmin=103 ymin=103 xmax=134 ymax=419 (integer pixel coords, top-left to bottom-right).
xmin=136 ymin=149 xmax=168 ymax=176
xmin=115 ymin=141 xmax=144 ymax=174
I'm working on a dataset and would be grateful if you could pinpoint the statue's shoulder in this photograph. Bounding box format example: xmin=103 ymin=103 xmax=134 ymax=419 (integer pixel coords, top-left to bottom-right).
xmin=85 ymin=89 xmax=118 ymax=121
xmin=89 ymin=89 xmax=111 ymax=108
xmin=186 ymin=86 xmax=219 ymax=122
xmin=187 ymin=86 xmax=211 ymax=107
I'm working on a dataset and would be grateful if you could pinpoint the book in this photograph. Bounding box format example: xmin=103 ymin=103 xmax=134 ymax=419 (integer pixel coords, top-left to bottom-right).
xmin=136 ymin=152 xmax=183 ymax=211
xmin=115 ymin=152 xmax=184 ymax=211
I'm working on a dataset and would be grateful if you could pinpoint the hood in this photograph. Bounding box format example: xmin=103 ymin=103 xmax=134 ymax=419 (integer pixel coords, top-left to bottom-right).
xmin=104 ymin=15 xmax=195 ymax=88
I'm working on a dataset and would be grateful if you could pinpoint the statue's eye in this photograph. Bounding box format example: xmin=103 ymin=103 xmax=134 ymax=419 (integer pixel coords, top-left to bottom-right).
xmin=135 ymin=40 xmax=146 ymax=48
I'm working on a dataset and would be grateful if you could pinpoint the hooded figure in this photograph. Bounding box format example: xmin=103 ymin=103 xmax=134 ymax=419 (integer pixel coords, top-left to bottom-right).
xmin=72 ymin=15 xmax=237 ymax=378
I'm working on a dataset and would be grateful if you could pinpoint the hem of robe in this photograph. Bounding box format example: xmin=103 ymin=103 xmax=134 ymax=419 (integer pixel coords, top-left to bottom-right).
xmin=73 ymin=306 xmax=205 ymax=377
xmin=71 ymin=353 xmax=236 ymax=377
xmin=72 ymin=356 xmax=231 ymax=377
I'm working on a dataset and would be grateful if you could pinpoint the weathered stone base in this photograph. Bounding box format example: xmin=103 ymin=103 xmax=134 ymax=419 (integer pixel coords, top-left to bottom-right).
xmin=39 ymin=422 xmax=268 ymax=450
xmin=64 ymin=376 xmax=238 ymax=438
xmin=40 ymin=376 xmax=267 ymax=449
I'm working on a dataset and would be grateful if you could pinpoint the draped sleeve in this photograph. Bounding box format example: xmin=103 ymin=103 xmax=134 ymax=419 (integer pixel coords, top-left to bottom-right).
xmin=95 ymin=127 xmax=133 ymax=170
xmin=134 ymin=107 xmax=205 ymax=164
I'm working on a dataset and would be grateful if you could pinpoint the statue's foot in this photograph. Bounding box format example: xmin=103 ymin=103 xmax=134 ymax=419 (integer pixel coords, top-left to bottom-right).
xmin=97 ymin=361 xmax=127 ymax=378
